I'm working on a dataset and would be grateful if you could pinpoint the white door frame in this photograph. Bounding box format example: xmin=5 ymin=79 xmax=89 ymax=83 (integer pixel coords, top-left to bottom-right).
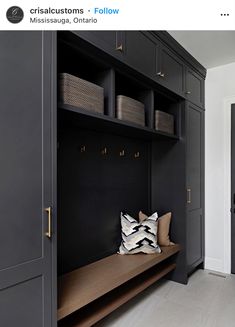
xmin=223 ymin=95 xmax=235 ymax=273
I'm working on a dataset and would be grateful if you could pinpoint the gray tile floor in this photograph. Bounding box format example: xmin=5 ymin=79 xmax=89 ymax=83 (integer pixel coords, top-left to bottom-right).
xmin=96 ymin=270 xmax=235 ymax=327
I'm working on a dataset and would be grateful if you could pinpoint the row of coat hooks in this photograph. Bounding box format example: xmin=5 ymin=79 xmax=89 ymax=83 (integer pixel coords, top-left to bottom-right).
xmin=80 ymin=145 xmax=140 ymax=158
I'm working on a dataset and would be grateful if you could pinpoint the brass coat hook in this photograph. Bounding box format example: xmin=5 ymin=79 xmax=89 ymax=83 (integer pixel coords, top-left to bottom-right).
xmin=134 ymin=151 xmax=140 ymax=158
xmin=80 ymin=145 xmax=86 ymax=153
xmin=101 ymin=147 xmax=108 ymax=155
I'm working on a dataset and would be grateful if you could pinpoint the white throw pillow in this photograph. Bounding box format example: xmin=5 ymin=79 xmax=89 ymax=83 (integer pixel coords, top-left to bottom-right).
xmin=118 ymin=212 xmax=161 ymax=254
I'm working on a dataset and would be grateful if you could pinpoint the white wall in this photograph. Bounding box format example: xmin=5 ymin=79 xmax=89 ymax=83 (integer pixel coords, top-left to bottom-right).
xmin=205 ymin=62 xmax=235 ymax=273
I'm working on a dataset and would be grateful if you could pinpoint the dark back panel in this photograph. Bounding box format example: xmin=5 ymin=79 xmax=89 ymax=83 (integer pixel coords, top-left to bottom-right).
xmin=58 ymin=126 xmax=150 ymax=274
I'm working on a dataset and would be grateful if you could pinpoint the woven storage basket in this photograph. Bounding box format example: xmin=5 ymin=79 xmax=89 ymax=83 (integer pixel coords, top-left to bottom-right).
xmin=155 ymin=110 xmax=174 ymax=134
xmin=116 ymin=95 xmax=145 ymax=126
xmin=59 ymin=73 xmax=104 ymax=114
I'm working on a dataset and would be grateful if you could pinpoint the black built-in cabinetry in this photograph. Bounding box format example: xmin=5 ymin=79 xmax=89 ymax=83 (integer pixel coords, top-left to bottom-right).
xmin=0 ymin=30 xmax=206 ymax=326
xmin=76 ymin=31 xmax=205 ymax=106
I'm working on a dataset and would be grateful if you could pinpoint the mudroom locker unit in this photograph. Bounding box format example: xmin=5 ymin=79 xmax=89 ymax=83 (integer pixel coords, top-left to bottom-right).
xmin=0 ymin=31 xmax=206 ymax=327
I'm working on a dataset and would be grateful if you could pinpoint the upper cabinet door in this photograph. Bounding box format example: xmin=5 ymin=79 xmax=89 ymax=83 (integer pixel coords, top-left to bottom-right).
xmin=0 ymin=32 xmax=55 ymax=327
xmin=185 ymin=68 xmax=204 ymax=108
xmin=125 ymin=32 xmax=158 ymax=78
xmin=156 ymin=45 xmax=184 ymax=96
xmin=75 ymin=31 xmax=124 ymax=60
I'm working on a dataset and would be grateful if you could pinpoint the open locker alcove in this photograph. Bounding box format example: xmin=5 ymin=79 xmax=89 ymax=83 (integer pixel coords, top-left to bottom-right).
xmin=57 ymin=126 xmax=150 ymax=274
xmin=57 ymin=32 xmax=186 ymax=326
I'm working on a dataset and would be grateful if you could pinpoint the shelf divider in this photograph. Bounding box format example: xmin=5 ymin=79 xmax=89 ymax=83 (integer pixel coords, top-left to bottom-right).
xmin=94 ymin=68 xmax=116 ymax=117
xmin=139 ymin=89 xmax=155 ymax=129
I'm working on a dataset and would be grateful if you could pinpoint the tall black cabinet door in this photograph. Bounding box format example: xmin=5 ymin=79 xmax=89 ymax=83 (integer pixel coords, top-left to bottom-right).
xmin=186 ymin=102 xmax=204 ymax=271
xmin=0 ymin=32 xmax=55 ymax=327
xmin=186 ymin=103 xmax=203 ymax=211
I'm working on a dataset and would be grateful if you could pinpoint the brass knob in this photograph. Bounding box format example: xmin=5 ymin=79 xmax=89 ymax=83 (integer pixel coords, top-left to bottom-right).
xmin=157 ymin=72 xmax=165 ymax=78
xmin=101 ymin=147 xmax=108 ymax=155
xmin=185 ymin=91 xmax=191 ymax=95
xmin=134 ymin=152 xmax=140 ymax=158
xmin=116 ymin=44 xmax=123 ymax=52
xmin=80 ymin=145 xmax=86 ymax=153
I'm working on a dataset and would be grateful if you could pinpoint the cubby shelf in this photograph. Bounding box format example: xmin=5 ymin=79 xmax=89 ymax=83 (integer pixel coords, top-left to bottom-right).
xmin=58 ymin=244 xmax=180 ymax=324
xmin=58 ymin=263 xmax=176 ymax=327
xmin=58 ymin=104 xmax=179 ymax=141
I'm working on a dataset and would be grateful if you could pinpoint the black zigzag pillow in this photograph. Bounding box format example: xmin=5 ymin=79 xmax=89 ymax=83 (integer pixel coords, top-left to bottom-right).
xmin=118 ymin=212 xmax=161 ymax=254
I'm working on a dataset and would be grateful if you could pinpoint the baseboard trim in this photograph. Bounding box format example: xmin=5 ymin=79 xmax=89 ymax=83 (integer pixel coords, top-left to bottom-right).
xmin=205 ymin=257 xmax=223 ymax=273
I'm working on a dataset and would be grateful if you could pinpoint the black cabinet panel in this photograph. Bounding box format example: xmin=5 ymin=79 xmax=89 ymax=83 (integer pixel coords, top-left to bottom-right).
xmin=157 ymin=46 xmax=184 ymax=96
xmin=186 ymin=68 xmax=204 ymax=108
xmin=77 ymin=31 xmax=116 ymax=49
xmin=0 ymin=277 xmax=43 ymax=327
xmin=187 ymin=210 xmax=203 ymax=268
xmin=0 ymin=34 xmax=42 ymax=270
xmin=0 ymin=31 xmax=54 ymax=326
xmin=186 ymin=102 xmax=204 ymax=271
xmin=186 ymin=103 xmax=202 ymax=211
xmin=75 ymin=31 xmax=124 ymax=59
xmin=125 ymin=32 xmax=157 ymax=78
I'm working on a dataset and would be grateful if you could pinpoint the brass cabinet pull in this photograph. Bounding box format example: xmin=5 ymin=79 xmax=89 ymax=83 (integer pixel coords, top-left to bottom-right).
xmin=116 ymin=44 xmax=123 ymax=52
xmin=80 ymin=145 xmax=86 ymax=153
xmin=185 ymin=91 xmax=191 ymax=95
xmin=45 ymin=207 xmax=52 ymax=239
xmin=187 ymin=188 xmax=191 ymax=204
